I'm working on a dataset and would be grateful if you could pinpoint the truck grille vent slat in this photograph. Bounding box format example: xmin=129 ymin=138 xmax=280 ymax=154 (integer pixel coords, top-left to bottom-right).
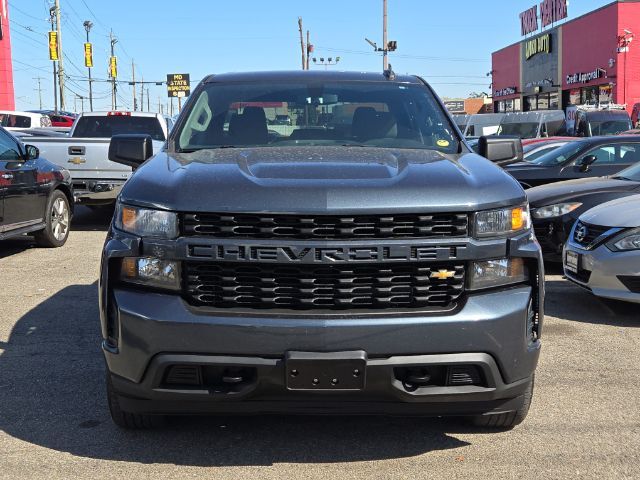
xmin=184 ymin=262 xmax=465 ymax=311
xmin=181 ymin=213 xmax=468 ymax=239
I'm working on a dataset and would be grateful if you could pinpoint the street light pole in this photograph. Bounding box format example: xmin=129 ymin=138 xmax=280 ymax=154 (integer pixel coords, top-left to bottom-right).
xmin=83 ymin=21 xmax=93 ymax=111
xmin=382 ymin=0 xmax=388 ymax=70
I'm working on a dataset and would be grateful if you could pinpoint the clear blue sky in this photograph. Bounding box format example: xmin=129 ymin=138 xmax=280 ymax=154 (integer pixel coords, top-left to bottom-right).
xmin=8 ymin=0 xmax=613 ymax=112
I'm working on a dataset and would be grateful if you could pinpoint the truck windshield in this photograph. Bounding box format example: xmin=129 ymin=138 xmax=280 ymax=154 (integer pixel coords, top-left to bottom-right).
xmin=176 ymin=81 xmax=459 ymax=153
xmin=73 ymin=116 xmax=166 ymax=141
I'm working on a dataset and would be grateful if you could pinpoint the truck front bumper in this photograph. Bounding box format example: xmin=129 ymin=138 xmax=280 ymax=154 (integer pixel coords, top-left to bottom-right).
xmin=103 ymin=285 xmax=540 ymax=416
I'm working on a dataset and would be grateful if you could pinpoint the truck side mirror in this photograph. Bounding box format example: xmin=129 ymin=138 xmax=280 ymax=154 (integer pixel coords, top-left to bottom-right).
xmin=578 ymin=154 xmax=597 ymax=172
xmin=108 ymin=134 xmax=154 ymax=169
xmin=477 ymin=136 xmax=523 ymax=166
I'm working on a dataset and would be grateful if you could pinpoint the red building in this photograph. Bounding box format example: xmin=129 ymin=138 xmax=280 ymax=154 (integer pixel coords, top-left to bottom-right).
xmin=492 ymin=0 xmax=640 ymax=115
xmin=0 ymin=0 xmax=14 ymax=110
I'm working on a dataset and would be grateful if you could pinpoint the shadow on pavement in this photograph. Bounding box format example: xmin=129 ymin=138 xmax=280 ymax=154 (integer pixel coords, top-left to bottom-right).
xmin=0 ymin=283 xmax=472 ymax=466
xmin=544 ymin=279 xmax=639 ymax=328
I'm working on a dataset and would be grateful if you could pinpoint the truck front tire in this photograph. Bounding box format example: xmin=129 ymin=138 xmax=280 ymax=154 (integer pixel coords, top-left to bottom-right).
xmin=106 ymin=374 xmax=165 ymax=429
xmin=471 ymin=375 xmax=534 ymax=429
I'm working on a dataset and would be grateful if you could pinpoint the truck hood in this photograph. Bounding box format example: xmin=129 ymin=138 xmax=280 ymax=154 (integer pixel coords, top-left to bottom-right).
xmin=579 ymin=194 xmax=640 ymax=228
xmin=527 ymin=177 xmax=640 ymax=206
xmin=119 ymin=146 xmax=525 ymax=214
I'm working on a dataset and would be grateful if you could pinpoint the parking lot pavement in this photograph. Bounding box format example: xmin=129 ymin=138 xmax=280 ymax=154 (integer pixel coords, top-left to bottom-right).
xmin=0 ymin=207 xmax=638 ymax=480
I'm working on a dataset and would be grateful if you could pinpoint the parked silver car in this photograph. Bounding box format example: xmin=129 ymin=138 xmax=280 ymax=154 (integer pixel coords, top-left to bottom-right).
xmin=564 ymin=194 xmax=640 ymax=303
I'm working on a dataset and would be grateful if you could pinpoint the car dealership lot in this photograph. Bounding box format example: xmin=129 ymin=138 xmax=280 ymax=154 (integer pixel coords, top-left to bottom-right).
xmin=0 ymin=207 xmax=638 ymax=480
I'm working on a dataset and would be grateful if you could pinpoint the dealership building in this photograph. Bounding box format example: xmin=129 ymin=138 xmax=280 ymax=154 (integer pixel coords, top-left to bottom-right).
xmin=491 ymin=0 xmax=640 ymax=114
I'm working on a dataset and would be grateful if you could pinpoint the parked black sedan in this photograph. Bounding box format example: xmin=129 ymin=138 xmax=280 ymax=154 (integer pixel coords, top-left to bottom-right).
xmin=0 ymin=126 xmax=73 ymax=247
xmin=505 ymin=136 xmax=640 ymax=189
xmin=527 ymin=161 xmax=640 ymax=261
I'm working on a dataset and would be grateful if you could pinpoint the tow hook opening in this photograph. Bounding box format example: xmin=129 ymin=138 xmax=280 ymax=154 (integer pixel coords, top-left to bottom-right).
xmin=163 ymin=365 xmax=258 ymax=393
xmin=394 ymin=365 xmax=485 ymax=391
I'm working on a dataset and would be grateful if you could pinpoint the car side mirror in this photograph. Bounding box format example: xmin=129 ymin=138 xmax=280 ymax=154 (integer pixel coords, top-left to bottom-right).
xmin=24 ymin=144 xmax=39 ymax=160
xmin=579 ymin=154 xmax=597 ymax=172
xmin=477 ymin=135 xmax=523 ymax=166
xmin=108 ymin=134 xmax=154 ymax=169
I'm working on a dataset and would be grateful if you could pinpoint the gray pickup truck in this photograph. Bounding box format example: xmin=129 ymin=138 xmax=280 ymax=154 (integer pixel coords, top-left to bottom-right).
xmin=100 ymin=70 xmax=544 ymax=429
xmin=27 ymin=112 xmax=170 ymax=205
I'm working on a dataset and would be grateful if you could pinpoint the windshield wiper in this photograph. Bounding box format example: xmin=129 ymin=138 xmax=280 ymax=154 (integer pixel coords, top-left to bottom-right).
xmin=611 ymin=175 xmax=632 ymax=181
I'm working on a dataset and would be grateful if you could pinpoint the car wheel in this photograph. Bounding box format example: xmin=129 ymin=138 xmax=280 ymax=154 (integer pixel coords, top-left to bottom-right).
xmin=471 ymin=375 xmax=534 ymax=429
xmin=34 ymin=190 xmax=71 ymax=248
xmin=106 ymin=373 xmax=165 ymax=429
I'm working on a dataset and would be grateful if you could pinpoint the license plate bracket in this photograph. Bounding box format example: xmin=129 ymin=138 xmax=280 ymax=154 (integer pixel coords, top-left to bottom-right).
xmin=285 ymin=351 xmax=367 ymax=391
xmin=565 ymin=250 xmax=580 ymax=274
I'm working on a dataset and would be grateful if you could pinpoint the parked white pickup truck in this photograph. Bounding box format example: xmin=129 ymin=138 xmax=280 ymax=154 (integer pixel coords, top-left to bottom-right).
xmin=27 ymin=111 xmax=171 ymax=205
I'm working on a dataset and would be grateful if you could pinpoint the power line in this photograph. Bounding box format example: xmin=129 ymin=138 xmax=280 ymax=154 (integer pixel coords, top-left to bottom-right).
xmin=8 ymin=1 xmax=48 ymax=21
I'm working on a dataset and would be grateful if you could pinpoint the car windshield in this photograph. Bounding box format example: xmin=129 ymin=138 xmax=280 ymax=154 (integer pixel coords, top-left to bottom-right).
xmin=528 ymin=141 xmax=586 ymax=166
xmin=176 ymin=81 xmax=459 ymax=153
xmin=497 ymin=122 xmax=539 ymax=139
xmin=73 ymin=115 xmax=166 ymax=141
xmin=612 ymin=162 xmax=640 ymax=181
xmin=589 ymin=120 xmax=631 ymax=136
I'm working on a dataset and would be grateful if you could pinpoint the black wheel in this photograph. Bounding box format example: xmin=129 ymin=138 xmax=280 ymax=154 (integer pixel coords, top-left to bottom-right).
xmin=34 ymin=190 xmax=71 ymax=247
xmin=106 ymin=373 xmax=165 ymax=429
xmin=471 ymin=375 xmax=534 ymax=429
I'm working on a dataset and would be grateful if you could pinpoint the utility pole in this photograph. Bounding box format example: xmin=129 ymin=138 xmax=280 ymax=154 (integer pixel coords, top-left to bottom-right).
xmin=140 ymin=76 xmax=144 ymax=112
xmin=298 ymin=17 xmax=306 ymax=70
xmin=131 ymin=60 xmax=137 ymax=110
xmin=382 ymin=0 xmax=388 ymax=70
xmin=365 ymin=0 xmax=396 ymax=71
xmin=54 ymin=0 xmax=65 ymax=110
xmin=49 ymin=8 xmax=58 ymax=113
xmin=33 ymin=77 xmax=43 ymax=110
xmin=147 ymin=88 xmax=150 ymax=112
xmin=110 ymin=30 xmax=117 ymax=110
xmin=83 ymin=20 xmax=93 ymax=111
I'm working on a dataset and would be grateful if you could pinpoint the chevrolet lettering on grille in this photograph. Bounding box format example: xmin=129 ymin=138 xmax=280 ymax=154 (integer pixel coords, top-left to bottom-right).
xmin=187 ymin=243 xmax=460 ymax=264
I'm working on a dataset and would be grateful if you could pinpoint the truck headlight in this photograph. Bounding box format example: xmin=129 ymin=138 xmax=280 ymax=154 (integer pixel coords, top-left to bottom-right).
xmin=120 ymin=257 xmax=180 ymax=290
xmin=115 ymin=203 xmax=178 ymax=239
xmin=474 ymin=204 xmax=531 ymax=238
xmin=607 ymin=228 xmax=640 ymax=251
xmin=469 ymin=258 xmax=528 ymax=290
xmin=532 ymin=202 xmax=582 ymax=219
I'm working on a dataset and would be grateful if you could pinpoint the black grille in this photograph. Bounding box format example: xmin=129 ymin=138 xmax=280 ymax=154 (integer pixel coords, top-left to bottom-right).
xmin=184 ymin=262 xmax=465 ymax=311
xmin=181 ymin=213 xmax=468 ymax=239
xmin=572 ymin=221 xmax=611 ymax=249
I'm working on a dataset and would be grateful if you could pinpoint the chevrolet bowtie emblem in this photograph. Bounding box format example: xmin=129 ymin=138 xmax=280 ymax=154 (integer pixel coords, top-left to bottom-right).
xmin=430 ymin=269 xmax=456 ymax=280
xmin=68 ymin=157 xmax=86 ymax=165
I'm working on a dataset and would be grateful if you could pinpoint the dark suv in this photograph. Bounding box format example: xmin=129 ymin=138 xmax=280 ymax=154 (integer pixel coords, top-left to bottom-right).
xmin=101 ymin=71 xmax=543 ymax=429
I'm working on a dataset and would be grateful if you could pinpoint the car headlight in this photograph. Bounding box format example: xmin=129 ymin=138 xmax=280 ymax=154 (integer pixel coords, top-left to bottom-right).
xmin=607 ymin=228 xmax=640 ymax=251
xmin=120 ymin=257 xmax=180 ymax=290
xmin=115 ymin=203 xmax=178 ymax=239
xmin=468 ymin=258 xmax=528 ymax=290
xmin=532 ymin=202 xmax=582 ymax=219
xmin=474 ymin=204 xmax=531 ymax=238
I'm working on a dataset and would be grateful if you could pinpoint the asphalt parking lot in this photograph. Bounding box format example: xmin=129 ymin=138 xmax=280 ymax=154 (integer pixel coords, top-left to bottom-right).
xmin=0 ymin=206 xmax=638 ymax=480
